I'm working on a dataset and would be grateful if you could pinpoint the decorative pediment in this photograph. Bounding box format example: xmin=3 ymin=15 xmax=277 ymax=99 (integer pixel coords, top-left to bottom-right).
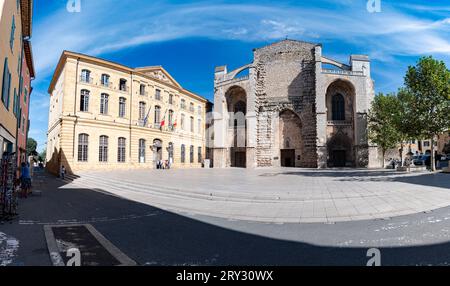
xmin=135 ymin=66 xmax=182 ymax=88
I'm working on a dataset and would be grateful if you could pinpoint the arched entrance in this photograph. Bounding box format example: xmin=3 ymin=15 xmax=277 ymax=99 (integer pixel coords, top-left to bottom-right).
xmin=153 ymin=139 xmax=163 ymax=168
xmin=325 ymin=80 xmax=356 ymax=167
xmin=279 ymin=109 xmax=302 ymax=167
xmin=225 ymin=86 xmax=247 ymax=168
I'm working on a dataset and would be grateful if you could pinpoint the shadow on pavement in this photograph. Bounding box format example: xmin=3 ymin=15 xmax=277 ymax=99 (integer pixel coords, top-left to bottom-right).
xmin=6 ymin=168 xmax=450 ymax=266
xmin=279 ymin=170 xmax=450 ymax=190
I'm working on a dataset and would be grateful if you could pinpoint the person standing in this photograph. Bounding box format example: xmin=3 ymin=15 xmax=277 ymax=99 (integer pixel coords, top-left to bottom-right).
xmin=20 ymin=162 xmax=32 ymax=197
xmin=60 ymin=165 xmax=66 ymax=180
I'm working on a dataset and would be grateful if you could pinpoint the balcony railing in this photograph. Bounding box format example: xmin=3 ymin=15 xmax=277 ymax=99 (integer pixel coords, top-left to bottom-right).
xmin=327 ymin=120 xmax=352 ymax=126
xmin=80 ymin=76 xmax=93 ymax=84
xmin=322 ymin=69 xmax=364 ymax=76
xmin=119 ymin=85 xmax=129 ymax=92
xmin=101 ymin=81 xmax=112 ymax=88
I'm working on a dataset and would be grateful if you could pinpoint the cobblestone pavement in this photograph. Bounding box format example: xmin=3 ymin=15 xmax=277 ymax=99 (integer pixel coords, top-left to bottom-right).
xmin=66 ymin=168 xmax=450 ymax=223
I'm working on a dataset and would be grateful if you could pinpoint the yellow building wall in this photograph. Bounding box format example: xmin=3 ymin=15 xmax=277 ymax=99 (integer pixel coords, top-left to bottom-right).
xmin=0 ymin=0 xmax=23 ymax=148
xmin=47 ymin=54 xmax=208 ymax=174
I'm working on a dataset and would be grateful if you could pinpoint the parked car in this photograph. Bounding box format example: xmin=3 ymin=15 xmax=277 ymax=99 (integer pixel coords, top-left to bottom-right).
xmin=412 ymin=155 xmax=429 ymax=166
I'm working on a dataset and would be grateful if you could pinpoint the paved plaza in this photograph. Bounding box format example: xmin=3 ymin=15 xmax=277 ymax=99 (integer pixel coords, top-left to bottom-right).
xmin=64 ymin=168 xmax=450 ymax=223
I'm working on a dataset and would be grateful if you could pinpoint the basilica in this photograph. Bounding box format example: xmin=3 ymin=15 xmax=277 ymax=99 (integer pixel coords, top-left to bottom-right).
xmin=212 ymin=39 xmax=380 ymax=168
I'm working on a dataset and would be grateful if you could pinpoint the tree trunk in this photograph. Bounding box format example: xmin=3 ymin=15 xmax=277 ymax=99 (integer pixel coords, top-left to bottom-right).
xmin=431 ymin=137 xmax=436 ymax=171
xmin=382 ymin=149 xmax=385 ymax=169
xmin=400 ymin=143 xmax=404 ymax=166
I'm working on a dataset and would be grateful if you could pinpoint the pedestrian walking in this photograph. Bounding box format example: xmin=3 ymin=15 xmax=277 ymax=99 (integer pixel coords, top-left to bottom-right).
xmin=60 ymin=165 xmax=66 ymax=180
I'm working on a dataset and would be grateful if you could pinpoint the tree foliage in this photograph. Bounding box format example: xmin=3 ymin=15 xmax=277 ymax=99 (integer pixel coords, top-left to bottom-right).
xmin=368 ymin=93 xmax=402 ymax=166
xmin=26 ymin=138 xmax=38 ymax=156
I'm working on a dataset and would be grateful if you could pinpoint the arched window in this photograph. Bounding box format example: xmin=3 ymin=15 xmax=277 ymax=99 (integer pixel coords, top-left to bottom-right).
xmin=99 ymin=135 xmax=108 ymax=162
xmin=139 ymin=139 xmax=145 ymax=163
xmin=100 ymin=93 xmax=109 ymax=114
xmin=80 ymin=69 xmax=91 ymax=83
xmin=78 ymin=133 xmax=89 ymax=162
xmin=190 ymin=145 xmax=194 ymax=163
xmin=118 ymin=137 xmax=126 ymax=162
xmin=139 ymin=102 xmax=146 ymax=120
xmin=119 ymin=79 xmax=127 ymax=91
xmin=119 ymin=97 xmax=126 ymax=117
xmin=101 ymin=74 xmax=110 ymax=87
xmin=80 ymin=89 xmax=90 ymax=112
xmin=332 ymin=93 xmax=345 ymax=121
xmin=140 ymin=84 xmax=146 ymax=96
xmin=181 ymin=144 xmax=185 ymax=163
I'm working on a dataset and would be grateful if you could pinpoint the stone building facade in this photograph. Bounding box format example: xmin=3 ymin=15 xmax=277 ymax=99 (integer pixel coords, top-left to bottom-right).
xmin=0 ymin=0 xmax=34 ymax=164
xmin=46 ymin=51 xmax=209 ymax=175
xmin=213 ymin=40 xmax=380 ymax=168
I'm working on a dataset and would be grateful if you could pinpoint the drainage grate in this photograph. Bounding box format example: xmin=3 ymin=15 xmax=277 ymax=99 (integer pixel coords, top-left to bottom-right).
xmin=44 ymin=224 xmax=136 ymax=266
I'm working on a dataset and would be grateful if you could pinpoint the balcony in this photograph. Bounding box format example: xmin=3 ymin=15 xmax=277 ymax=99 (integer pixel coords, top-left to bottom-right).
xmin=322 ymin=69 xmax=364 ymax=76
xmin=80 ymin=76 xmax=93 ymax=84
xmin=101 ymin=81 xmax=113 ymax=88
xmin=327 ymin=120 xmax=352 ymax=126
xmin=119 ymin=85 xmax=129 ymax=93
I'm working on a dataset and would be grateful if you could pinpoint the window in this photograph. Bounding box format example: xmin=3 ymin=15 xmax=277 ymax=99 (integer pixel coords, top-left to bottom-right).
xmin=198 ymin=147 xmax=202 ymax=163
xmin=181 ymin=99 xmax=186 ymax=109
xmin=198 ymin=119 xmax=201 ymax=134
xmin=169 ymin=94 xmax=173 ymax=105
xmin=190 ymin=145 xmax=194 ymax=163
xmin=80 ymin=89 xmax=90 ymax=112
xmin=119 ymin=79 xmax=127 ymax=91
xmin=139 ymin=102 xmax=146 ymax=120
xmin=13 ymin=88 xmax=18 ymax=117
xmin=155 ymin=89 xmax=161 ymax=100
xmin=168 ymin=142 xmax=174 ymax=160
xmin=154 ymin=105 xmax=161 ymax=125
xmin=181 ymin=114 xmax=185 ymax=130
xmin=198 ymin=105 xmax=202 ymax=115
xmin=331 ymin=93 xmax=345 ymax=121
xmin=78 ymin=134 xmax=89 ymax=162
xmin=190 ymin=116 xmax=194 ymax=133
xmin=101 ymin=74 xmax=110 ymax=87
xmin=139 ymin=139 xmax=145 ymax=163
xmin=168 ymin=110 xmax=174 ymax=129
xmin=10 ymin=16 xmax=15 ymax=50
xmin=140 ymin=84 xmax=146 ymax=96
xmin=423 ymin=141 xmax=430 ymax=147
xmin=119 ymin=97 xmax=126 ymax=117
xmin=118 ymin=137 xmax=126 ymax=162
xmin=99 ymin=135 xmax=108 ymax=162
xmin=189 ymin=102 xmax=194 ymax=112
xmin=24 ymin=88 xmax=27 ymax=103
xmin=1 ymin=58 xmax=11 ymax=109
xmin=80 ymin=69 xmax=91 ymax=83
xmin=181 ymin=144 xmax=185 ymax=163
xmin=100 ymin=93 xmax=109 ymax=115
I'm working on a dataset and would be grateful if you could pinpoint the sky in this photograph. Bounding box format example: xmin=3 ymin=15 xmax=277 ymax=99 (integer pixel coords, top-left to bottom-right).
xmin=29 ymin=0 xmax=450 ymax=152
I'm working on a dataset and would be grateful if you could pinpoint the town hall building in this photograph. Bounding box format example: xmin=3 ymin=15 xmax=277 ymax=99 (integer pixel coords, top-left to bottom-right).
xmin=212 ymin=39 xmax=380 ymax=168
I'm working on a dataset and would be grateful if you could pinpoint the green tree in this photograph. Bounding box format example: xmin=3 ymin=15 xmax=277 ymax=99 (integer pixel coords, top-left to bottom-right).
xmin=26 ymin=138 xmax=38 ymax=156
xmin=39 ymin=149 xmax=47 ymax=162
xmin=403 ymin=56 xmax=450 ymax=171
xmin=368 ymin=93 xmax=402 ymax=168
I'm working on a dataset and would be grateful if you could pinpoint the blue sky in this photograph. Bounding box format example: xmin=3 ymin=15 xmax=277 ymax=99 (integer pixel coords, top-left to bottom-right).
xmin=29 ymin=0 xmax=450 ymax=152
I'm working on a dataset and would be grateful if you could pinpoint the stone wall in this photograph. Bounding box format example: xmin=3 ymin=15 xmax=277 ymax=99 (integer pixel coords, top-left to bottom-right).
xmin=253 ymin=40 xmax=318 ymax=167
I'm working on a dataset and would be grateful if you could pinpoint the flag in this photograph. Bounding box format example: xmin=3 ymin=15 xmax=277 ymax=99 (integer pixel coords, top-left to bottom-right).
xmin=160 ymin=109 xmax=168 ymax=129
xmin=143 ymin=106 xmax=152 ymax=126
